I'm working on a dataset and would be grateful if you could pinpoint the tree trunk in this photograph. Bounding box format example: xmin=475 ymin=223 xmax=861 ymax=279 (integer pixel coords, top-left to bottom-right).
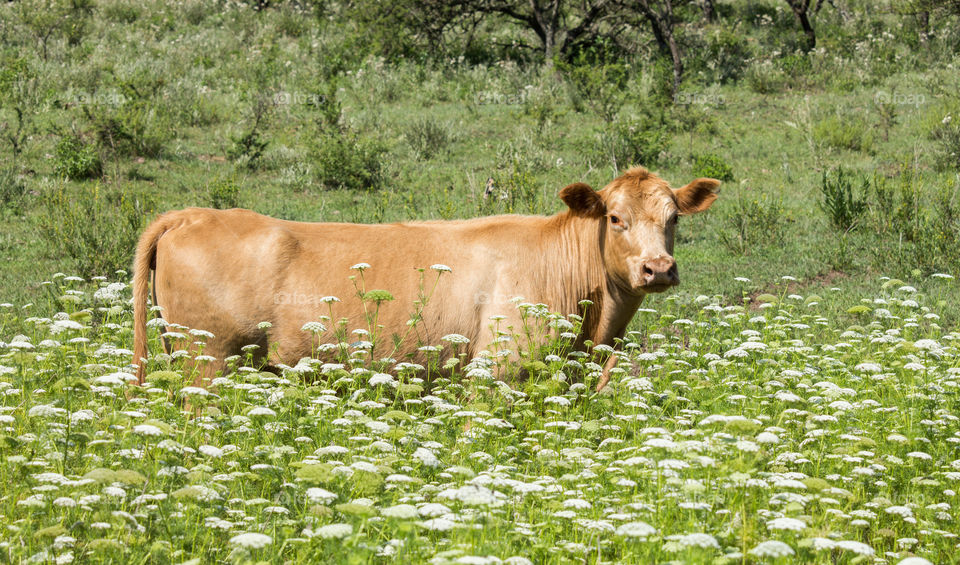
xmin=786 ymin=0 xmax=816 ymax=51
xmin=637 ymin=1 xmax=683 ymax=97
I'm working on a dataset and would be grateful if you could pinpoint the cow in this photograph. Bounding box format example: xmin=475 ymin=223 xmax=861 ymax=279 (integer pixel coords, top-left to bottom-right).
xmin=132 ymin=167 xmax=719 ymax=390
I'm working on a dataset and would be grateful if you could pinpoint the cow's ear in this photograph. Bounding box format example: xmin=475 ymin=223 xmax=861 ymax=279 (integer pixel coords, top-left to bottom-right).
xmin=560 ymin=182 xmax=605 ymax=218
xmin=675 ymin=178 xmax=720 ymax=215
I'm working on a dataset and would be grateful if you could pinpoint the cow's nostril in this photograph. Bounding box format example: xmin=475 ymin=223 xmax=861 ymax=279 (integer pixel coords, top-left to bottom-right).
xmin=643 ymin=264 xmax=654 ymax=276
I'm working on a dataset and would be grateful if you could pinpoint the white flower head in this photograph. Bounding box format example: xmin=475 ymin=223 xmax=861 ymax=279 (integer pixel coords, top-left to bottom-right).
xmin=750 ymin=540 xmax=794 ymax=558
xmin=229 ymin=532 xmax=272 ymax=549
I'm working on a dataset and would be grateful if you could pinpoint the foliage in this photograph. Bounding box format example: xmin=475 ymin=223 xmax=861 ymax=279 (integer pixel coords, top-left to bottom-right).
xmin=818 ymin=167 xmax=867 ymax=232
xmin=0 ymin=169 xmax=27 ymax=215
xmin=718 ymin=191 xmax=787 ymax=255
xmin=404 ymin=117 xmax=452 ymax=161
xmin=866 ymin=167 xmax=960 ymax=274
xmin=53 ymin=134 xmax=102 ymax=181
xmin=691 ymin=153 xmax=734 ymax=182
xmin=36 ymin=183 xmax=154 ymax=278
xmin=594 ymin=116 xmax=670 ymax=171
xmin=929 ymin=114 xmax=960 ymax=171
xmin=812 ymin=114 xmax=874 ymax=153
xmin=208 ymin=178 xmax=242 ymax=210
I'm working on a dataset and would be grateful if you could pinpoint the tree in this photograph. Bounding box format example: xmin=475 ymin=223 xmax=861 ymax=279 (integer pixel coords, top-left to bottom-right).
xmin=784 ymin=0 xmax=816 ymax=51
xmin=636 ymin=0 xmax=683 ymax=97
xmin=393 ymin=0 xmax=623 ymax=61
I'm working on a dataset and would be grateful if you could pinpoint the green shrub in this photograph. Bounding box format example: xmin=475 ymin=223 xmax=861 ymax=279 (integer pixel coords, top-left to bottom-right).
xmin=484 ymin=163 xmax=541 ymax=215
xmin=53 ymin=134 xmax=102 ymax=180
xmin=867 ymin=169 xmax=960 ymax=274
xmin=208 ymin=178 xmax=242 ymax=209
xmin=36 ymin=182 xmax=154 ymax=279
xmin=744 ymin=60 xmax=785 ymax=95
xmin=306 ymin=83 xmax=386 ymax=191
xmin=930 ymin=114 xmax=960 ymax=171
xmin=594 ymin=117 xmax=670 ymax=170
xmin=84 ymin=101 xmax=170 ymax=158
xmin=692 ymin=153 xmax=734 ymax=182
xmin=275 ymin=7 xmax=308 ymax=37
xmin=819 ymin=167 xmax=868 ymax=232
xmin=102 ymin=1 xmax=140 ymax=23
xmin=718 ymin=192 xmax=787 ymax=255
xmin=0 ymin=169 xmax=28 ymax=215
xmin=312 ymin=131 xmax=386 ymax=191
xmin=701 ymin=28 xmax=752 ymax=84
xmin=404 ymin=117 xmax=452 ymax=160
xmin=813 ymin=115 xmax=874 ymax=153
xmin=560 ymin=59 xmax=630 ymax=123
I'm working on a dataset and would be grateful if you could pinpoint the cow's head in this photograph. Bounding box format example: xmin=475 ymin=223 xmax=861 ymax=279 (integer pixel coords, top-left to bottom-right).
xmin=560 ymin=167 xmax=719 ymax=295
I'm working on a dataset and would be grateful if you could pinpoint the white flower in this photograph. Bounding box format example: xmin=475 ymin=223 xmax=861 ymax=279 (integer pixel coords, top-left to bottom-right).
xmin=430 ymin=264 xmax=452 ymax=273
xmin=749 ymin=540 xmax=794 ymax=558
xmin=133 ymin=424 xmax=165 ymax=437
xmin=767 ymin=517 xmax=806 ymax=531
xmin=544 ymin=396 xmax=571 ymax=406
xmin=229 ymin=533 xmax=272 ymax=549
xmin=28 ymin=404 xmax=65 ymax=419
xmin=198 ymin=445 xmax=223 ymax=458
xmin=301 ymin=321 xmax=326 ymax=333
xmin=898 ymin=558 xmax=934 ymax=565
xmin=305 ymin=487 xmax=337 ymax=505
xmin=414 ymin=447 xmax=440 ymax=467
xmin=370 ymin=373 xmax=396 ymax=387
xmin=834 ymin=540 xmax=875 ymax=555
xmin=381 ymin=504 xmax=419 ymax=519
xmin=315 ymin=523 xmax=352 ymax=539
xmin=247 ymin=407 xmax=276 ymax=418
xmin=677 ymin=533 xmax=719 ymax=549
xmin=419 ymin=518 xmax=456 ymax=531
xmin=615 ymin=521 xmax=656 ymax=538
xmin=351 ymin=263 xmax=371 ymax=271
xmin=442 ymin=334 xmax=470 ymax=345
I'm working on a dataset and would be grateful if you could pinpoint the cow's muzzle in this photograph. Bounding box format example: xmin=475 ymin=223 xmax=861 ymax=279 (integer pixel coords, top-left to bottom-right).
xmin=639 ymin=256 xmax=679 ymax=292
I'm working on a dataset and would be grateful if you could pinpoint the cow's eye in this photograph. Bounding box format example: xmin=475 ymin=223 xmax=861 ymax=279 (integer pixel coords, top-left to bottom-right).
xmin=609 ymin=214 xmax=621 ymax=225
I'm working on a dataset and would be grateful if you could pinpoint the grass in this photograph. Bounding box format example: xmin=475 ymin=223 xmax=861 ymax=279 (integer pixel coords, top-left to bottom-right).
xmin=0 ymin=273 xmax=957 ymax=563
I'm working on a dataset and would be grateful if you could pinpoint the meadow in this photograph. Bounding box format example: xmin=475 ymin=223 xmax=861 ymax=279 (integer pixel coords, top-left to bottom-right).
xmin=1 ymin=0 xmax=959 ymax=562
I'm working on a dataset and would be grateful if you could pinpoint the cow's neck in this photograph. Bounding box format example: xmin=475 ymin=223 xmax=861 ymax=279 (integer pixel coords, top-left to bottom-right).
xmin=541 ymin=212 xmax=644 ymax=347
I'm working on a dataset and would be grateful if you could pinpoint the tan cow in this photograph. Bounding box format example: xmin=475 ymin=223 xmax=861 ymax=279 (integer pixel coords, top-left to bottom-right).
xmin=132 ymin=167 xmax=719 ymax=390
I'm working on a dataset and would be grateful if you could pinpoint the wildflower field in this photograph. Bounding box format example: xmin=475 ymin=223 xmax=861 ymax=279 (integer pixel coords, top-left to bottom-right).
xmin=0 ymin=271 xmax=956 ymax=564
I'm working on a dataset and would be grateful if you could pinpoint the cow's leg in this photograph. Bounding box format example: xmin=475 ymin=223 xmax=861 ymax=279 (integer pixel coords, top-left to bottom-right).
xmin=596 ymin=353 xmax=618 ymax=392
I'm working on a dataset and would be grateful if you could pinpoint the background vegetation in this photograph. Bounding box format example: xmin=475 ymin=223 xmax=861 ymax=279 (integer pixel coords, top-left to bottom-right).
xmin=1 ymin=0 xmax=959 ymax=324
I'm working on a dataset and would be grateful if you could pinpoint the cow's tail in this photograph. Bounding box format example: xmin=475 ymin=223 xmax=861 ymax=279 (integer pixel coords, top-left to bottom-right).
xmin=132 ymin=215 xmax=172 ymax=384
